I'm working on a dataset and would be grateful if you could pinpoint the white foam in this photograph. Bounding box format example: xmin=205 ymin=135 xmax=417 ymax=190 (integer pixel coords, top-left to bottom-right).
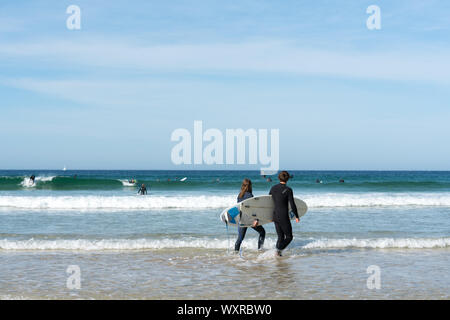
xmin=1 ymin=193 xmax=450 ymax=210
xmin=302 ymin=237 xmax=450 ymax=249
xmin=119 ymin=179 xmax=136 ymax=187
xmin=0 ymin=295 xmax=28 ymax=300
xmin=1 ymin=237 xmax=448 ymax=251
xmin=0 ymin=238 xmax=276 ymax=251
xmin=255 ymin=249 xmax=280 ymax=261
xmin=20 ymin=176 xmax=55 ymax=188
xmin=0 ymin=195 xmax=236 ymax=210
xmin=304 ymin=192 xmax=450 ymax=207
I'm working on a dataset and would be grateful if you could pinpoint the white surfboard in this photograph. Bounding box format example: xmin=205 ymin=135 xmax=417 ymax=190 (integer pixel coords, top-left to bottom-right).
xmin=220 ymin=195 xmax=308 ymax=227
xmin=120 ymin=179 xmax=136 ymax=187
xmin=180 ymin=177 xmax=187 ymax=182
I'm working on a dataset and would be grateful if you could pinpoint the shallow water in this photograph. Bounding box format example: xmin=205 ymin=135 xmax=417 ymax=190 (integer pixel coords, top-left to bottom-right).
xmin=1 ymin=248 xmax=449 ymax=299
xmin=0 ymin=170 xmax=449 ymax=299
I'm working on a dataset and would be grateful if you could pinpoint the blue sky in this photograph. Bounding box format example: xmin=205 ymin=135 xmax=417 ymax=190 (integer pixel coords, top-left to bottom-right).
xmin=0 ymin=0 xmax=449 ymax=170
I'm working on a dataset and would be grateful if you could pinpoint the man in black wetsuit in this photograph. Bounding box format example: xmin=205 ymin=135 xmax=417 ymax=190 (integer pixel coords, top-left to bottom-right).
xmin=269 ymin=171 xmax=299 ymax=256
xmin=138 ymin=184 xmax=147 ymax=195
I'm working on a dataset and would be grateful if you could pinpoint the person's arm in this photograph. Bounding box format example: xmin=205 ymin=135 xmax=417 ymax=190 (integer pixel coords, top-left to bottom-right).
xmin=244 ymin=192 xmax=253 ymax=200
xmin=288 ymin=188 xmax=299 ymax=220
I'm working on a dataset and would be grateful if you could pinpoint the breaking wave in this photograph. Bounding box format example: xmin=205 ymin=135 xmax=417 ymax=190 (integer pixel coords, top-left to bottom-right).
xmin=302 ymin=237 xmax=450 ymax=249
xmin=1 ymin=193 xmax=450 ymax=210
xmin=0 ymin=237 xmax=448 ymax=251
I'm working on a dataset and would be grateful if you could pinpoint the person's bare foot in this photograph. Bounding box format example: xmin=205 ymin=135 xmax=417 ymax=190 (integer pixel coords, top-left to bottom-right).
xmin=252 ymin=219 xmax=259 ymax=228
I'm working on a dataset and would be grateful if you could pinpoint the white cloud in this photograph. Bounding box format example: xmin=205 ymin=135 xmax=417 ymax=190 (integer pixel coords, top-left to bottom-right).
xmin=1 ymin=38 xmax=449 ymax=85
xmin=1 ymin=78 xmax=177 ymax=107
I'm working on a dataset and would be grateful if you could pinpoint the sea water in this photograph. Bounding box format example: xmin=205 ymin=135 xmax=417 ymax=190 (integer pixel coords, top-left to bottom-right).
xmin=0 ymin=170 xmax=449 ymax=299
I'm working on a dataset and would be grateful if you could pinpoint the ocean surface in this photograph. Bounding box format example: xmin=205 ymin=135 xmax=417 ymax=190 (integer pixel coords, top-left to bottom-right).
xmin=0 ymin=170 xmax=449 ymax=299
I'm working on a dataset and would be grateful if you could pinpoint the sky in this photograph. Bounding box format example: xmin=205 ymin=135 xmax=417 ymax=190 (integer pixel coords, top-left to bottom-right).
xmin=0 ymin=0 xmax=449 ymax=170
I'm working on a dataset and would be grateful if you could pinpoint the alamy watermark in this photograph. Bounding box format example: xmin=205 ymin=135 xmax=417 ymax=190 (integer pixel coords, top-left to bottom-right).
xmin=366 ymin=265 xmax=381 ymax=290
xmin=366 ymin=5 xmax=381 ymax=30
xmin=66 ymin=5 xmax=81 ymax=30
xmin=65 ymin=5 xmax=380 ymax=31
xmin=66 ymin=265 xmax=81 ymax=290
xmin=171 ymin=121 xmax=279 ymax=172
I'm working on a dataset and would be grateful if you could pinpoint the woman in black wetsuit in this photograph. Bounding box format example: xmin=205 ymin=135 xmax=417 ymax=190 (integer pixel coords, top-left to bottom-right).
xmin=234 ymin=179 xmax=266 ymax=252
xmin=269 ymin=171 xmax=299 ymax=256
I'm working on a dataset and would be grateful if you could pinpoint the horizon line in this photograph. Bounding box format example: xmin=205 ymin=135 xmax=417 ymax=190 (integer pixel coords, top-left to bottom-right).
xmin=1 ymin=169 xmax=450 ymax=172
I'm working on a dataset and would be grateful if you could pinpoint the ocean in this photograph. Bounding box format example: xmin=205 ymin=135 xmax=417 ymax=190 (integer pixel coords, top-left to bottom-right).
xmin=0 ymin=170 xmax=449 ymax=299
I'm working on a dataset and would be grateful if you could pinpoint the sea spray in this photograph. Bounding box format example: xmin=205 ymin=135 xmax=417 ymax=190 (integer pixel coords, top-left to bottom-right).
xmin=1 ymin=193 xmax=450 ymax=210
xmin=1 ymin=237 xmax=449 ymax=251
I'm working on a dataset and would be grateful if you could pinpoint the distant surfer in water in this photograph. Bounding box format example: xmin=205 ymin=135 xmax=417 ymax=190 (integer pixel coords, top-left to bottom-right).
xmin=137 ymin=184 xmax=147 ymax=195
xmin=29 ymin=175 xmax=35 ymax=184
xmin=269 ymin=171 xmax=299 ymax=257
xmin=234 ymin=179 xmax=265 ymax=253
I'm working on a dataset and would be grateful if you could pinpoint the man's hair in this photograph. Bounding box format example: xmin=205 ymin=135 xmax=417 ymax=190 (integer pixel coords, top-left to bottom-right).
xmin=278 ymin=171 xmax=290 ymax=183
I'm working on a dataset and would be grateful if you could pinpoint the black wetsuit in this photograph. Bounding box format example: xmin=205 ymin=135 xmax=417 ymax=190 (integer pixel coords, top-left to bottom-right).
xmin=138 ymin=186 xmax=147 ymax=195
xmin=234 ymin=192 xmax=266 ymax=252
xmin=269 ymin=183 xmax=298 ymax=251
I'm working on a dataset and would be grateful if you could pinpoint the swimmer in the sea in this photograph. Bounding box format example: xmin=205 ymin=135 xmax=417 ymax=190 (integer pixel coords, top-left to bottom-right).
xmin=137 ymin=184 xmax=147 ymax=195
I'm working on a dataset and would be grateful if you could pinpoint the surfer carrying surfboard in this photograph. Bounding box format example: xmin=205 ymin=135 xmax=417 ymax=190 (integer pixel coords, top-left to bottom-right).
xmin=269 ymin=171 xmax=299 ymax=257
xmin=234 ymin=179 xmax=266 ymax=252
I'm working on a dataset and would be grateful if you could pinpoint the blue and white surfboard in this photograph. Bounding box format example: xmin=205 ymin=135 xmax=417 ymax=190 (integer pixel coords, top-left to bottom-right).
xmin=220 ymin=195 xmax=308 ymax=227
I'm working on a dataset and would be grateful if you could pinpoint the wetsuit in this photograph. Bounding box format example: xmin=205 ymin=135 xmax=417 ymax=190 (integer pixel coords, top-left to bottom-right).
xmin=269 ymin=183 xmax=298 ymax=251
xmin=138 ymin=186 xmax=147 ymax=195
xmin=234 ymin=192 xmax=266 ymax=252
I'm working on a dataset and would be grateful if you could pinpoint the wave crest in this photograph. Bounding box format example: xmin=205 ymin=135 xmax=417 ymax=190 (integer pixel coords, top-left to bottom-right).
xmin=0 ymin=237 xmax=448 ymax=251
xmin=303 ymin=237 xmax=450 ymax=249
xmin=0 ymin=195 xmax=236 ymax=210
xmin=1 ymin=193 xmax=450 ymax=210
